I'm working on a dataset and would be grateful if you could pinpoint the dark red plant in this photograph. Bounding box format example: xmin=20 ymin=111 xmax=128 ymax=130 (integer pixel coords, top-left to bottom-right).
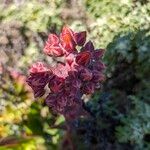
xmin=27 ymin=26 xmax=105 ymax=120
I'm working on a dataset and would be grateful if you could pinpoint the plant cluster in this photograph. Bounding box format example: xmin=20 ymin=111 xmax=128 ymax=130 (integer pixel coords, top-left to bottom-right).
xmin=27 ymin=26 xmax=105 ymax=120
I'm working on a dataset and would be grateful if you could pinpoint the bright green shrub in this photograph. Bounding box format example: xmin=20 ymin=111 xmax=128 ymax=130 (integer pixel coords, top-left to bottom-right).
xmin=84 ymin=0 xmax=150 ymax=47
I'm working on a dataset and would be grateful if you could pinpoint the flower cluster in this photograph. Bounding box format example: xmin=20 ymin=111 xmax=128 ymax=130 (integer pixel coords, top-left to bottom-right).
xmin=27 ymin=26 xmax=105 ymax=120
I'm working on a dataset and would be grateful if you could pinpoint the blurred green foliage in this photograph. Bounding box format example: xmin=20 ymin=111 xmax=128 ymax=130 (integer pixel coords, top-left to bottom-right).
xmin=0 ymin=0 xmax=63 ymax=32
xmin=0 ymin=0 xmax=150 ymax=149
xmin=116 ymin=96 xmax=150 ymax=147
xmin=85 ymin=0 xmax=150 ymax=47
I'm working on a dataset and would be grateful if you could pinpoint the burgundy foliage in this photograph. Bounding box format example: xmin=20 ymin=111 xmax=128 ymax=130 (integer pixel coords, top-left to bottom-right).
xmin=27 ymin=26 xmax=105 ymax=120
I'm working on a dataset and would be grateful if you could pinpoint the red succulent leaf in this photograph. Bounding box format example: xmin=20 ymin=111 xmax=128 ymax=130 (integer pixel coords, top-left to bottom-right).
xmin=82 ymin=82 xmax=95 ymax=94
xmin=52 ymin=63 xmax=69 ymax=79
xmin=58 ymin=96 xmax=67 ymax=107
xmin=47 ymin=34 xmax=59 ymax=45
xmin=65 ymin=53 xmax=75 ymax=66
xmin=92 ymin=70 xmax=105 ymax=82
xmin=93 ymin=61 xmax=106 ymax=71
xmin=74 ymin=31 xmax=86 ymax=46
xmin=61 ymin=26 xmax=74 ymax=37
xmin=67 ymin=70 xmax=78 ymax=79
xmin=84 ymin=41 xmax=94 ymax=51
xmin=76 ymin=51 xmax=91 ymax=66
xmin=72 ymin=79 xmax=81 ymax=88
xmin=29 ymin=62 xmax=49 ymax=74
xmin=60 ymin=33 xmax=76 ymax=52
xmin=34 ymin=88 xmax=45 ymax=98
xmin=27 ymin=72 xmax=50 ymax=98
xmin=43 ymin=44 xmax=64 ymax=57
xmin=93 ymin=49 xmax=105 ymax=60
xmin=80 ymin=68 xmax=93 ymax=81
xmin=49 ymin=77 xmax=63 ymax=93
xmin=64 ymin=101 xmax=83 ymax=120
xmin=44 ymin=33 xmax=64 ymax=56
xmin=46 ymin=94 xmax=56 ymax=105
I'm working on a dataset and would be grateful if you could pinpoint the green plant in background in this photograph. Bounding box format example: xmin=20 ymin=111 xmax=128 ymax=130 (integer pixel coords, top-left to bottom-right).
xmin=0 ymin=0 xmax=64 ymax=71
xmin=0 ymin=68 xmax=63 ymax=149
xmin=0 ymin=67 xmax=64 ymax=149
xmin=104 ymin=29 xmax=150 ymax=110
xmin=103 ymin=29 xmax=150 ymax=148
xmin=0 ymin=0 xmax=63 ymax=32
xmin=116 ymin=96 xmax=150 ymax=149
xmin=84 ymin=0 xmax=150 ymax=47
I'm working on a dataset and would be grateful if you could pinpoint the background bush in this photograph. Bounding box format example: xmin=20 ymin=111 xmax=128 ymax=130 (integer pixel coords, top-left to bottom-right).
xmin=0 ymin=0 xmax=149 ymax=149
